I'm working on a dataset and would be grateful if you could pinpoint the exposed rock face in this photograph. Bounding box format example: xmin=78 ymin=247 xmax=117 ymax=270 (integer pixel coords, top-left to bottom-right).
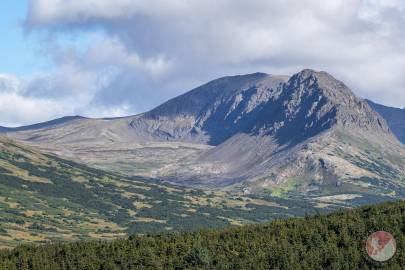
xmin=129 ymin=70 xmax=392 ymax=147
xmin=3 ymin=69 xmax=405 ymax=198
xmin=130 ymin=72 xmax=289 ymax=144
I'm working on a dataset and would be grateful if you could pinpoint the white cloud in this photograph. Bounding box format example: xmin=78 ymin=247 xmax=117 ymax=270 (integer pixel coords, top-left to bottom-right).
xmin=0 ymin=74 xmax=22 ymax=94
xmin=3 ymin=0 xmax=405 ymax=126
xmin=0 ymin=87 xmax=71 ymax=127
xmin=0 ymin=71 xmax=132 ymax=127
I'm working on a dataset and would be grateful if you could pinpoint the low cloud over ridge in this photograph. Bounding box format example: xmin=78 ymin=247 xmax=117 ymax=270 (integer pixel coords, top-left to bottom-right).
xmin=1 ymin=0 xmax=405 ymax=126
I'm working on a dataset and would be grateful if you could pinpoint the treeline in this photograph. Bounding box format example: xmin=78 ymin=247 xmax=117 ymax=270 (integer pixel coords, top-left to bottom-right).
xmin=0 ymin=200 xmax=404 ymax=270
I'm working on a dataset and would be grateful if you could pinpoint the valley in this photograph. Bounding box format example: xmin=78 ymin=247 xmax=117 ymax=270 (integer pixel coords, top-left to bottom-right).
xmin=0 ymin=69 xmax=404 ymax=249
xmin=0 ymin=135 xmax=339 ymax=248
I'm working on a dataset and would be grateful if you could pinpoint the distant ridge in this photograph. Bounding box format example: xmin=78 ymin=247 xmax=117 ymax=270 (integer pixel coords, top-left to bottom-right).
xmin=0 ymin=116 xmax=85 ymax=133
xmin=367 ymin=99 xmax=405 ymax=144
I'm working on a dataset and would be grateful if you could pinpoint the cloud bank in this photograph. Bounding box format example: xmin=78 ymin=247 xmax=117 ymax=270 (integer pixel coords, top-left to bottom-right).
xmin=2 ymin=0 xmax=405 ymax=126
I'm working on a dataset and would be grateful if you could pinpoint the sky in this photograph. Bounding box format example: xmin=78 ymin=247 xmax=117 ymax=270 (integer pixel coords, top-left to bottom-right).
xmin=0 ymin=0 xmax=404 ymax=127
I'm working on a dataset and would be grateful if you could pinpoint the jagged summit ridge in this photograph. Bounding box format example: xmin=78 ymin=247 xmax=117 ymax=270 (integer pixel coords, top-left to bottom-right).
xmin=1 ymin=69 xmax=392 ymax=145
xmin=145 ymin=72 xmax=276 ymax=118
xmin=130 ymin=72 xmax=290 ymax=144
xmin=129 ymin=69 xmax=392 ymax=146
xmin=283 ymin=69 xmax=391 ymax=135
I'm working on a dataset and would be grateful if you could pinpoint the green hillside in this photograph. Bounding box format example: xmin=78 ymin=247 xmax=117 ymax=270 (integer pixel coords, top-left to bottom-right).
xmin=0 ymin=200 xmax=404 ymax=269
xmin=0 ymin=136 xmax=340 ymax=248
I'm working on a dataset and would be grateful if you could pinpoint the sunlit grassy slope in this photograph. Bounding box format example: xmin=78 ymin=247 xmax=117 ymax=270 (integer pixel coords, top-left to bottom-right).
xmin=0 ymin=136 xmax=343 ymax=248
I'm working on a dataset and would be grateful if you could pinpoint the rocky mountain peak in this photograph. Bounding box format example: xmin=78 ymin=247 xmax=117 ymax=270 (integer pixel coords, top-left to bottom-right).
xmin=127 ymin=69 xmax=395 ymax=146
xmin=145 ymin=72 xmax=276 ymax=119
xmin=284 ymin=69 xmax=391 ymax=135
xmin=289 ymin=69 xmax=354 ymax=102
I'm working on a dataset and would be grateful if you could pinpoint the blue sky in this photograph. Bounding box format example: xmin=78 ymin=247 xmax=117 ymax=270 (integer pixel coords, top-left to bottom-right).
xmin=0 ymin=0 xmax=404 ymax=127
xmin=0 ymin=1 xmax=99 ymax=76
xmin=0 ymin=0 xmax=51 ymax=75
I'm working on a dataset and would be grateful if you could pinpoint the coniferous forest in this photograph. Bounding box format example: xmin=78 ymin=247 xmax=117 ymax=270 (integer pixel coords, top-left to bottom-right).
xmin=0 ymin=200 xmax=403 ymax=270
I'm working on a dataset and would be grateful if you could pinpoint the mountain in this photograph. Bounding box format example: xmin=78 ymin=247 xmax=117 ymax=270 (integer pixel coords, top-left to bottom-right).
xmin=140 ymin=72 xmax=290 ymax=145
xmin=141 ymin=70 xmax=388 ymax=145
xmin=2 ymin=200 xmax=404 ymax=269
xmin=367 ymin=99 xmax=405 ymax=144
xmin=0 ymin=135 xmax=333 ymax=248
xmin=3 ymin=69 xmax=405 ymax=202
